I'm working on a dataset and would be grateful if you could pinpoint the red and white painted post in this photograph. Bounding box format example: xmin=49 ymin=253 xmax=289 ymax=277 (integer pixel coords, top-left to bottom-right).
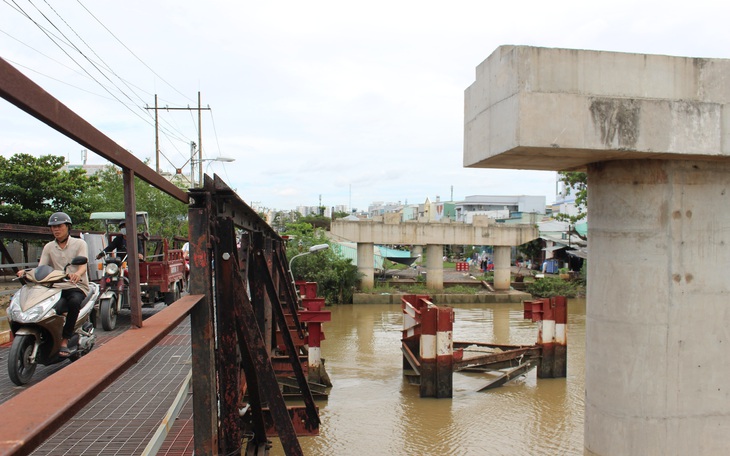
xmin=524 ymin=297 xmax=568 ymax=379
xmin=552 ymin=296 xmax=567 ymax=377
xmin=435 ymin=306 xmax=454 ymax=398
xmin=537 ymin=297 xmax=555 ymax=378
xmin=419 ymin=306 xmax=438 ymax=398
xmin=297 ymin=282 xmax=332 ymax=385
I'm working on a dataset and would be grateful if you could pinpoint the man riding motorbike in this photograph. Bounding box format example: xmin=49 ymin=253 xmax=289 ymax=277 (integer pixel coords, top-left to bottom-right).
xmin=17 ymin=211 xmax=89 ymax=357
xmin=95 ymin=220 xmax=144 ymax=261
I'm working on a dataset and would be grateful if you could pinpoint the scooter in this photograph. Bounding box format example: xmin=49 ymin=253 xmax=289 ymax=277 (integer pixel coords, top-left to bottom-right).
xmin=95 ymin=253 xmax=129 ymax=331
xmin=6 ymin=256 xmax=99 ymax=386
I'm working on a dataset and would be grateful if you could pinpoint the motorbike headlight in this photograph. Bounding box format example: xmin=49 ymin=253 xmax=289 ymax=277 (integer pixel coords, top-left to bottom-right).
xmin=105 ymin=263 xmax=119 ymax=276
xmin=10 ymin=297 xmax=57 ymax=323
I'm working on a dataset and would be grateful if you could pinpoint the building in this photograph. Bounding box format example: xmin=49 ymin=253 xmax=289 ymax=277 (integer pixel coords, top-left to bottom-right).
xmin=454 ymin=195 xmax=546 ymax=222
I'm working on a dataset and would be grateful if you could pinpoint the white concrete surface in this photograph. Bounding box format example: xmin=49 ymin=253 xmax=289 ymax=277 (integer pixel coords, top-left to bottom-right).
xmin=426 ymin=244 xmax=443 ymax=291
xmin=465 ymin=46 xmax=730 ymax=171
xmin=357 ymin=242 xmax=375 ymax=289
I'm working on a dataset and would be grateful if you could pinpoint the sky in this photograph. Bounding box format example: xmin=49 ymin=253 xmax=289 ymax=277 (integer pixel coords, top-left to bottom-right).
xmin=1 ymin=0 xmax=729 ymax=214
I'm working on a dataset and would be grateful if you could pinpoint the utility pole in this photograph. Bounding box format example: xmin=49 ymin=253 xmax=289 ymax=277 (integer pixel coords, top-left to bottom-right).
xmin=145 ymin=92 xmax=210 ymax=179
xmin=154 ymin=95 xmax=159 ymax=172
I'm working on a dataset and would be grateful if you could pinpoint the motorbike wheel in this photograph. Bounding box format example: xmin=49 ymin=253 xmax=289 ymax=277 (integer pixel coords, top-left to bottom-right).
xmin=100 ymin=296 xmax=118 ymax=331
xmin=165 ymin=281 xmax=181 ymax=305
xmin=8 ymin=334 xmax=37 ymax=386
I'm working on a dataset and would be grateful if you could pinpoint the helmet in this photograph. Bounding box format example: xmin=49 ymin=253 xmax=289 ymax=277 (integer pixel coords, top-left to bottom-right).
xmin=48 ymin=212 xmax=72 ymax=226
xmin=119 ymin=221 xmax=126 ymax=227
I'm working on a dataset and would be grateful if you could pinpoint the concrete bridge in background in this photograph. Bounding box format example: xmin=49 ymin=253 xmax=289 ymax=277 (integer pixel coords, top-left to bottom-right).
xmin=465 ymin=45 xmax=730 ymax=456
xmin=330 ymin=213 xmax=538 ymax=290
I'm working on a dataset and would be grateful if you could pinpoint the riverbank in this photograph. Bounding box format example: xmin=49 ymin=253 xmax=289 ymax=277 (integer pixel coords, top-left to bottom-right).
xmin=353 ymin=290 xmax=530 ymax=304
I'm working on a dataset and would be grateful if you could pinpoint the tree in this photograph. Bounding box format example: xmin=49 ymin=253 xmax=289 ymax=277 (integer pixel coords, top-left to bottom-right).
xmin=87 ymin=164 xmax=188 ymax=239
xmin=283 ymin=223 xmax=361 ymax=304
xmin=299 ymin=214 xmax=331 ymax=230
xmin=0 ymin=154 xmax=100 ymax=226
xmin=556 ymin=171 xmax=587 ymax=224
xmin=518 ymin=238 xmax=543 ymax=268
xmin=556 ymin=171 xmax=588 ymax=242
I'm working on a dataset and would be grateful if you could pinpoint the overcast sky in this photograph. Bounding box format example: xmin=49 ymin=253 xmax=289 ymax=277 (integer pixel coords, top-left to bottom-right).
xmin=2 ymin=0 xmax=728 ymax=213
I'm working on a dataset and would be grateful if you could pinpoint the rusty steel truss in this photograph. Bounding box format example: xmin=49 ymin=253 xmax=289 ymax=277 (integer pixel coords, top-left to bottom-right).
xmin=1 ymin=56 xmax=318 ymax=455
xmin=189 ymin=175 xmax=318 ymax=456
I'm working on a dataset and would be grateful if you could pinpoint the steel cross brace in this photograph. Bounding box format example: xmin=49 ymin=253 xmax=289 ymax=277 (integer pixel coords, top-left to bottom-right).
xmin=214 ymin=217 xmax=304 ymax=456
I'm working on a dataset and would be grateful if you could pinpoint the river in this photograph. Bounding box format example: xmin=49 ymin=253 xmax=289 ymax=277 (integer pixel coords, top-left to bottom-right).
xmin=273 ymin=298 xmax=586 ymax=455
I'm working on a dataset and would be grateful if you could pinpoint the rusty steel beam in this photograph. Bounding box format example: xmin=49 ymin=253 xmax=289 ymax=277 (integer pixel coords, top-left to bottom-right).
xmin=0 ymin=294 xmax=201 ymax=456
xmin=254 ymin=251 xmax=319 ymax=431
xmin=123 ymin=169 xmax=144 ymax=328
xmin=453 ymin=346 xmax=541 ymax=371
xmin=217 ymin=218 xmax=304 ymax=456
xmin=214 ymin=217 xmax=245 ymax=453
xmin=0 ymin=223 xmax=91 ymax=240
xmin=210 ymin=175 xmax=278 ymax=239
xmin=271 ymin=246 xmax=305 ymax=337
xmin=188 ymin=188 xmax=218 ymax=456
xmin=0 ymin=57 xmax=187 ymax=204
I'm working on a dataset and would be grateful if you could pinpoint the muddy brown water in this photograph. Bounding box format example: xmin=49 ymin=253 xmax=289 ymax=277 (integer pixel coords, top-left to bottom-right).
xmin=272 ymin=298 xmax=586 ymax=455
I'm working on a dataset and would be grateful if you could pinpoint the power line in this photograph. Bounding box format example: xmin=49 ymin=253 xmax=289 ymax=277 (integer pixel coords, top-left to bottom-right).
xmin=75 ymin=0 xmax=195 ymax=105
xmin=3 ymin=1 xmax=210 ymax=169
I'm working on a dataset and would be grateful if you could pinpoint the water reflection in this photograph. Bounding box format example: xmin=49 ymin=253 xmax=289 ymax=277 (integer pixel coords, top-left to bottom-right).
xmin=272 ymin=299 xmax=586 ymax=455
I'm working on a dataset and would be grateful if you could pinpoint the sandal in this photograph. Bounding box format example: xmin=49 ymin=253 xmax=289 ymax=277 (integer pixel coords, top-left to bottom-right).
xmin=58 ymin=347 xmax=71 ymax=358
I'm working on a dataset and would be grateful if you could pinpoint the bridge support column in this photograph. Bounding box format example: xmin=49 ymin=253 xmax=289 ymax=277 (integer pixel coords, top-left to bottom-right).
xmin=426 ymin=244 xmax=443 ymax=291
xmin=493 ymin=246 xmax=511 ymax=291
xmin=357 ymin=242 xmax=374 ymax=289
xmin=586 ymin=159 xmax=730 ymax=455
xmin=410 ymin=245 xmax=423 ymax=263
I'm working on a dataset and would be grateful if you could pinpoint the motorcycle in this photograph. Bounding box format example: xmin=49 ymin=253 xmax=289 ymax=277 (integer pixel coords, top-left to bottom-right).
xmin=6 ymin=256 xmax=99 ymax=386
xmin=95 ymin=253 xmax=129 ymax=331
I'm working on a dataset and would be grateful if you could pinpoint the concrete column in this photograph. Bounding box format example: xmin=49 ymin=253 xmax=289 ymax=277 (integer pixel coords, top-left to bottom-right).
xmin=586 ymin=159 xmax=730 ymax=456
xmin=410 ymin=245 xmax=423 ymax=263
xmin=493 ymin=245 xmax=511 ymax=291
xmin=356 ymin=242 xmax=374 ymax=289
xmin=426 ymin=244 xmax=443 ymax=291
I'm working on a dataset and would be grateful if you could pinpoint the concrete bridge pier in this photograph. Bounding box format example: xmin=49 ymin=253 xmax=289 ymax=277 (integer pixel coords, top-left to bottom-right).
xmin=425 ymin=244 xmax=443 ymax=291
xmin=410 ymin=245 xmax=423 ymax=263
xmin=492 ymin=245 xmax=511 ymax=291
xmin=331 ymin=218 xmax=537 ymax=292
xmin=357 ymin=242 xmax=374 ymax=289
xmin=464 ymin=46 xmax=730 ymax=455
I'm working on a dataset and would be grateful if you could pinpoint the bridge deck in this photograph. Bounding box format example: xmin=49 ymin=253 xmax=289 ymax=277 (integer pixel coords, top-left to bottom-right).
xmin=0 ymin=305 xmax=195 ymax=455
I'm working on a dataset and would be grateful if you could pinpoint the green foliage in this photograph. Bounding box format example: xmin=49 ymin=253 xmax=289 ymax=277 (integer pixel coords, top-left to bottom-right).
xmin=88 ymin=165 xmax=188 ymax=239
xmin=556 ymin=171 xmax=587 ymax=224
xmin=526 ymin=277 xmax=580 ymax=298
xmin=518 ymin=239 xmax=542 ymax=266
xmin=0 ymin=154 xmax=100 ymax=226
xmin=299 ymin=214 xmax=331 ymax=230
xmin=285 ymin=223 xmax=361 ymax=304
xmin=444 ymin=285 xmax=479 ymax=294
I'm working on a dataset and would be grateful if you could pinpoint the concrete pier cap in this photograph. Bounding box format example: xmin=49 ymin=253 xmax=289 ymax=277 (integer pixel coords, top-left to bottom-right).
xmin=330 ymin=218 xmax=537 ymax=291
xmin=465 ymin=45 xmax=730 ymax=456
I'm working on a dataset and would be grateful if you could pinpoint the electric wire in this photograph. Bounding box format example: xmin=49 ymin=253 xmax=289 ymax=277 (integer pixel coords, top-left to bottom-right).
xmin=1 ymin=20 xmax=191 ymax=151
xmin=3 ymin=0 xmax=214 ymax=171
xmin=8 ymin=0 xmax=157 ymax=130
xmin=75 ymin=0 xmax=195 ymax=105
xmin=4 ymin=0 xmax=194 ymax=168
